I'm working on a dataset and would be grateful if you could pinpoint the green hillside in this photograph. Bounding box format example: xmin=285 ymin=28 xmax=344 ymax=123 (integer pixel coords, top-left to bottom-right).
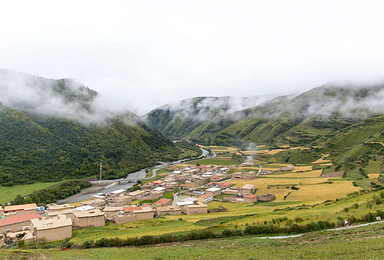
xmin=146 ymin=84 xmax=384 ymax=147
xmin=0 ymin=71 xmax=184 ymax=185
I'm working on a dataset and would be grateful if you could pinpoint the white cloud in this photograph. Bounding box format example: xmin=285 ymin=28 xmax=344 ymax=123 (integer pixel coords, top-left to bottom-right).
xmin=1 ymin=1 xmax=384 ymax=115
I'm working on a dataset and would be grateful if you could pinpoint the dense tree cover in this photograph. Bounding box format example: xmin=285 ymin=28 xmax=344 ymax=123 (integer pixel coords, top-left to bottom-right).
xmin=11 ymin=180 xmax=91 ymax=206
xmin=0 ymin=105 xmax=183 ymax=185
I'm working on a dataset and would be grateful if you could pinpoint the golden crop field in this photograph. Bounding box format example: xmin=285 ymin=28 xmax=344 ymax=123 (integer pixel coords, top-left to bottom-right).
xmin=241 ymin=151 xmax=258 ymax=155
xmin=292 ymin=166 xmax=313 ymax=172
xmin=318 ymin=163 xmax=333 ymax=166
xmin=230 ymin=177 xmax=328 ymax=189
xmin=266 ymin=170 xmax=322 ymax=178
xmin=312 ymin=154 xmax=331 ymax=164
xmin=204 ymin=146 xmax=238 ymax=152
xmin=286 ymin=181 xmax=361 ymax=202
xmin=368 ymin=173 xmax=380 ymax=179
xmin=257 ymin=149 xmax=285 ymax=155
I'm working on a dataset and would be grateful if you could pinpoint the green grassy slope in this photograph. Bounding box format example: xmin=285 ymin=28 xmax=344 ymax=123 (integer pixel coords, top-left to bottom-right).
xmin=146 ymin=84 xmax=384 ymax=147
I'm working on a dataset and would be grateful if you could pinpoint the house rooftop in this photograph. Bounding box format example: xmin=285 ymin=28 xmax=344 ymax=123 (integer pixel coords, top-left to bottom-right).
xmin=4 ymin=203 xmax=37 ymax=212
xmin=185 ymin=203 xmax=208 ymax=208
xmin=110 ymin=189 xmax=126 ymax=195
xmin=132 ymin=208 xmax=154 ymax=214
xmin=155 ymin=198 xmax=171 ymax=206
xmin=200 ymin=192 xmax=214 ymax=199
xmin=31 ymin=216 xmax=72 ymax=230
xmin=103 ymin=207 xmax=124 ymax=212
xmin=73 ymin=209 xmax=104 ymax=218
xmin=206 ymin=187 xmax=221 ymax=192
xmin=156 ymin=205 xmax=181 ymax=212
xmin=75 ymin=205 xmax=95 ymax=211
xmin=242 ymin=184 xmax=255 ymax=189
xmin=0 ymin=213 xmax=41 ymax=227
xmin=244 ymin=194 xmax=257 ymax=198
xmin=48 ymin=204 xmax=74 ymax=211
xmin=151 ymin=180 xmax=164 ymax=185
xmin=123 ymin=206 xmax=142 ymax=213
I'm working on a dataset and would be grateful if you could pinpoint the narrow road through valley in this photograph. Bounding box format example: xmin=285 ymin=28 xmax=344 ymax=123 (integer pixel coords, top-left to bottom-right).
xmin=60 ymin=147 xmax=214 ymax=204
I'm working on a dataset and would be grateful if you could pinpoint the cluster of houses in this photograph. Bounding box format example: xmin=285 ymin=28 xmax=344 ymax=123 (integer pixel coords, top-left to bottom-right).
xmin=0 ymin=164 xmax=277 ymax=244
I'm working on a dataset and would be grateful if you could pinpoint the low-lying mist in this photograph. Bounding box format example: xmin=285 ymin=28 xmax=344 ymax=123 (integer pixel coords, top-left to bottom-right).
xmin=0 ymin=70 xmax=138 ymax=126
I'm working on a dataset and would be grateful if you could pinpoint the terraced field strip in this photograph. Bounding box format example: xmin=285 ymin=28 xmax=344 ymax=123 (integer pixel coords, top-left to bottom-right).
xmin=312 ymin=153 xmax=331 ymax=164
xmin=286 ymin=181 xmax=361 ymax=201
xmin=265 ymin=170 xmax=322 ymax=178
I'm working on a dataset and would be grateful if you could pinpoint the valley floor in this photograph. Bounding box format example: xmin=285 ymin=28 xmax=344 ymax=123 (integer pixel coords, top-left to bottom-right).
xmin=3 ymin=222 xmax=384 ymax=259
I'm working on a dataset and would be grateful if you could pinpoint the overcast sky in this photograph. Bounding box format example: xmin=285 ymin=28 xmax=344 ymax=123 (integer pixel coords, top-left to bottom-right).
xmin=1 ymin=0 xmax=384 ymax=115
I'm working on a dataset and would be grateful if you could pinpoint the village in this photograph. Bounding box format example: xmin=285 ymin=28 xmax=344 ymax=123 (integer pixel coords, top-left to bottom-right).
xmin=0 ymin=163 xmax=279 ymax=244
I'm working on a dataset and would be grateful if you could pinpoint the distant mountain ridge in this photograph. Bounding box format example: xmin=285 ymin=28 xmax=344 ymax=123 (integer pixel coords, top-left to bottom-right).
xmin=145 ymin=83 xmax=384 ymax=146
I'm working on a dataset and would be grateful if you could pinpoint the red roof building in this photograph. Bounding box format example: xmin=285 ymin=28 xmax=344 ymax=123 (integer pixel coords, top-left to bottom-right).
xmin=155 ymin=198 xmax=171 ymax=206
xmin=4 ymin=203 xmax=37 ymax=213
xmin=151 ymin=180 xmax=164 ymax=185
xmin=0 ymin=213 xmax=41 ymax=232
xmin=123 ymin=206 xmax=142 ymax=213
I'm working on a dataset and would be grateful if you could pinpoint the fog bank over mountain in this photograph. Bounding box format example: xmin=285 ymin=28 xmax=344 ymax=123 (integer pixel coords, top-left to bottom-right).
xmin=0 ymin=70 xmax=139 ymax=125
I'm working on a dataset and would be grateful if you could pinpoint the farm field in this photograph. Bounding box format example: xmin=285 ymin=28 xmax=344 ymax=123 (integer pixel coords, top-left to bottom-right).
xmin=0 ymin=182 xmax=59 ymax=204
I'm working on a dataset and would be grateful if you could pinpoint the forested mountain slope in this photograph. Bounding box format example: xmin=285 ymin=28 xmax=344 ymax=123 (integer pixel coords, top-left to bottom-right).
xmin=0 ymin=71 xmax=182 ymax=185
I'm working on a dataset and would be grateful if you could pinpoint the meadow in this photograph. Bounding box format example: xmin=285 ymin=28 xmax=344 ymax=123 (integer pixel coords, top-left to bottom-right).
xmin=4 ymin=222 xmax=384 ymax=259
xmin=0 ymin=182 xmax=59 ymax=205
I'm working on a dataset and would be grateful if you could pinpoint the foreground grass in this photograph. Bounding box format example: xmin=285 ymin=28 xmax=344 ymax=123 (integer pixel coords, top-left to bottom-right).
xmin=4 ymin=223 xmax=384 ymax=259
xmin=71 ymin=219 xmax=205 ymax=243
xmin=0 ymin=182 xmax=59 ymax=204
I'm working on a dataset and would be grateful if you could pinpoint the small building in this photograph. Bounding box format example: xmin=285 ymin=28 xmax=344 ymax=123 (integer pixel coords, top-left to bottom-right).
xmin=243 ymin=194 xmax=257 ymax=203
xmin=103 ymin=207 xmax=124 ymax=218
xmin=156 ymin=206 xmax=182 ymax=216
xmin=198 ymin=193 xmax=214 ymax=204
xmin=241 ymin=184 xmax=255 ymax=194
xmin=183 ymin=203 xmax=208 ymax=215
xmin=47 ymin=209 xmax=76 ymax=222
xmin=223 ymin=187 xmax=240 ymax=195
xmin=145 ymin=191 xmax=164 ymax=200
xmin=206 ymin=187 xmax=221 ymax=196
xmin=109 ymin=189 xmax=126 ymax=197
xmin=4 ymin=203 xmax=38 ymax=216
xmin=108 ymin=195 xmax=133 ymax=207
xmin=114 ymin=213 xmax=136 ymax=224
xmin=73 ymin=209 xmax=105 ymax=227
xmin=155 ymin=198 xmax=172 ymax=207
xmin=278 ymin=166 xmax=294 ymax=172
xmin=150 ymin=180 xmax=164 ymax=187
xmin=153 ymin=187 xmax=166 ymax=192
xmin=47 ymin=204 xmax=74 ymax=213
xmin=81 ymin=199 xmax=105 ymax=208
xmin=75 ymin=205 xmax=95 ymax=212
xmin=92 ymin=193 xmax=105 ymax=200
xmin=127 ymin=190 xmax=147 ymax=199
xmin=132 ymin=208 xmax=154 ymax=221
xmin=0 ymin=213 xmax=41 ymax=233
xmin=31 ymin=215 xmax=72 ymax=242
